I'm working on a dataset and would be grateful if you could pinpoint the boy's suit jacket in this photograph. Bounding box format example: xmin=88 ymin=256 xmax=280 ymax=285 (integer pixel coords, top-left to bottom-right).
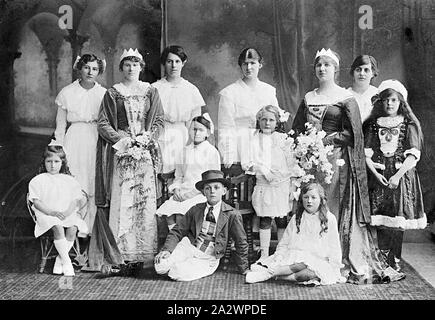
xmin=161 ymin=201 xmax=249 ymax=273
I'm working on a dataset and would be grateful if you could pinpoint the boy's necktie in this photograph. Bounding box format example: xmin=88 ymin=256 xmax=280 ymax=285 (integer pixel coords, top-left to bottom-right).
xmin=206 ymin=206 xmax=216 ymax=223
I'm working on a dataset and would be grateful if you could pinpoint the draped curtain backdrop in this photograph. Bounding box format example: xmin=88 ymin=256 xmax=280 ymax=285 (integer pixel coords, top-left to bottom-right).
xmin=161 ymin=0 xmax=404 ymax=120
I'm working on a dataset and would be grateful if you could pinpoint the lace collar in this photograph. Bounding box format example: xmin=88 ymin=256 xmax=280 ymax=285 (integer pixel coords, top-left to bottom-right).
xmin=377 ymin=115 xmax=404 ymax=128
xmin=113 ymin=81 xmax=150 ymax=97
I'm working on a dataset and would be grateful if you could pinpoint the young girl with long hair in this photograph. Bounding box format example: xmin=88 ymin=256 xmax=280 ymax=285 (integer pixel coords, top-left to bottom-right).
xmin=364 ymin=79 xmax=426 ymax=273
xmin=28 ymin=145 xmax=88 ymax=276
xmin=245 ymin=182 xmax=345 ymax=286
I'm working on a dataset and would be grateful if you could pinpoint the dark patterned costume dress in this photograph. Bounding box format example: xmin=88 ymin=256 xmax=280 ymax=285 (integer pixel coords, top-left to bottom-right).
xmin=364 ymin=115 xmax=426 ymax=267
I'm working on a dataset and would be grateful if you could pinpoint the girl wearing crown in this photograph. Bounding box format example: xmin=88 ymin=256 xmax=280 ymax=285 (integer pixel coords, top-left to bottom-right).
xmin=152 ymin=45 xmax=206 ymax=175
xmin=292 ymin=49 xmax=404 ymax=284
xmin=364 ymin=79 xmax=426 ymax=274
xmin=54 ymin=54 xmax=106 ymax=233
xmin=89 ymin=48 xmax=164 ymax=274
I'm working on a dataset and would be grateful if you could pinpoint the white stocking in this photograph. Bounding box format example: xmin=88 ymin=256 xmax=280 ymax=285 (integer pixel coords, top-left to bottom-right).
xmin=259 ymin=228 xmax=271 ymax=260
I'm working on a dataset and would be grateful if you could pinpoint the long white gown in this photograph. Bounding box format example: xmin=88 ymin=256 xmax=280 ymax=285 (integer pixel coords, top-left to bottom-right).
xmin=152 ymin=77 xmax=205 ymax=173
xmin=54 ymin=80 xmax=106 ymax=232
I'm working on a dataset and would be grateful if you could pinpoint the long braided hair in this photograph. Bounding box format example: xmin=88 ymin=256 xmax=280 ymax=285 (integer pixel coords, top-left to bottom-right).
xmin=294 ymin=182 xmax=329 ymax=236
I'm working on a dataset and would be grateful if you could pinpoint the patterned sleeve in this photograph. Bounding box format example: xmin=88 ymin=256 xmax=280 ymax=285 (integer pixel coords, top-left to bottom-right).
xmin=97 ymin=89 xmax=123 ymax=144
xmin=404 ymin=120 xmax=422 ymax=161
xmin=147 ymin=86 xmax=165 ymax=140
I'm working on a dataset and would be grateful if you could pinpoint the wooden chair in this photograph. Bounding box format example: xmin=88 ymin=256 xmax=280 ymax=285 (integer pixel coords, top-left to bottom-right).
xmin=26 ymin=191 xmax=89 ymax=273
xmin=221 ymin=164 xmax=257 ymax=270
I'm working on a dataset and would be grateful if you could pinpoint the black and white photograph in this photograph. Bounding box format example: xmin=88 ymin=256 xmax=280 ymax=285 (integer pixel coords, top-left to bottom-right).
xmin=0 ymin=0 xmax=434 ymax=312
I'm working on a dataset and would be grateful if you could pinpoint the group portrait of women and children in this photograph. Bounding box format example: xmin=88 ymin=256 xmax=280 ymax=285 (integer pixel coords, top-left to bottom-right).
xmin=28 ymin=44 xmax=427 ymax=287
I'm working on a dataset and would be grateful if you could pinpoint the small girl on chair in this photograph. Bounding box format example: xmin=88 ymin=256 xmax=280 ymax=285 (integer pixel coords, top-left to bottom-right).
xmin=28 ymin=143 xmax=88 ymax=276
xmin=246 ymin=182 xmax=346 ymax=286
xmin=156 ymin=114 xmax=221 ymax=230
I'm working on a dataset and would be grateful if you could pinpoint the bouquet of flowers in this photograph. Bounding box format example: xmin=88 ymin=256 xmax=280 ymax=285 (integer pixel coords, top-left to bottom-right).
xmin=288 ymin=122 xmax=341 ymax=200
xmin=114 ymin=132 xmax=161 ymax=209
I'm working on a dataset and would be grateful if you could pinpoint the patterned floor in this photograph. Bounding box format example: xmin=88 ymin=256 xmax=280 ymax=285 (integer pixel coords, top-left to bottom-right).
xmin=1 ymin=259 xmax=434 ymax=300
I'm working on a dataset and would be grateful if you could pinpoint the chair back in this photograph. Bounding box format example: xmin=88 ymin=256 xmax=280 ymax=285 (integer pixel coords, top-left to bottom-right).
xmin=26 ymin=193 xmax=37 ymax=224
xmin=221 ymin=164 xmax=256 ymax=211
xmin=77 ymin=190 xmax=89 ymax=219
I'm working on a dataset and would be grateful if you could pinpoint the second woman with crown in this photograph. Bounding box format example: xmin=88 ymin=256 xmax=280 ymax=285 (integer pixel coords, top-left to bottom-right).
xmin=292 ymin=49 xmax=387 ymax=284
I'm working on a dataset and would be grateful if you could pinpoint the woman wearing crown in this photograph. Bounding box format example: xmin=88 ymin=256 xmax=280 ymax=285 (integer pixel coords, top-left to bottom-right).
xmin=54 ymin=54 xmax=107 ymax=233
xmin=291 ymin=49 xmax=403 ymax=284
xmin=89 ymin=48 xmax=164 ymax=273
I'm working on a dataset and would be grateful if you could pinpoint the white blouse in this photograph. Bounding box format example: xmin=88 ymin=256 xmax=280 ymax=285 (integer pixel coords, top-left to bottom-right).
xmin=218 ymin=79 xmax=279 ymax=164
xmin=54 ymin=80 xmax=106 ymax=143
xmin=347 ymin=85 xmax=378 ymax=122
xmin=55 ymin=80 xmax=106 ymax=122
xmin=151 ymin=77 xmax=204 ymax=123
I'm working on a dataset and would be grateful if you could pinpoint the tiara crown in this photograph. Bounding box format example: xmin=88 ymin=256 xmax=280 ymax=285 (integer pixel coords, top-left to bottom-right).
xmin=315 ymin=48 xmax=339 ymax=66
xmin=119 ymin=48 xmax=143 ymax=62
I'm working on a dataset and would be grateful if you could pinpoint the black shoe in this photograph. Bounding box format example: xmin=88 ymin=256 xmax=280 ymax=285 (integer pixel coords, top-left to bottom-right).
xmin=99 ymin=264 xmax=122 ymax=277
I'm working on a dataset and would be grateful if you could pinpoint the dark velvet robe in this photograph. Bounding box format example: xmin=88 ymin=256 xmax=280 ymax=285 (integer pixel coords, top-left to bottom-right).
xmin=292 ymin=96 xmax=371 ymax=225
xmin=87 ymin=83 xmax=164 ymax=271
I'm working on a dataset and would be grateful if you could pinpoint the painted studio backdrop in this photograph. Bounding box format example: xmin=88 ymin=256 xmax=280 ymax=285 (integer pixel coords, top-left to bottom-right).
xmin=0 ymin=0 xmax=434 ymax=241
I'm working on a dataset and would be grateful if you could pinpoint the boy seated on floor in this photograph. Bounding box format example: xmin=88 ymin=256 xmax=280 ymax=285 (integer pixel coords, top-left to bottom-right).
xmin=154 ymin=170 xmax=249 ymax=281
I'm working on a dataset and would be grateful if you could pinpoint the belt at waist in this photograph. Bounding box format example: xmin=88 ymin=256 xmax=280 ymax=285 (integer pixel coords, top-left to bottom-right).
xmin=70 ymin=120 xmax=97 ymax=124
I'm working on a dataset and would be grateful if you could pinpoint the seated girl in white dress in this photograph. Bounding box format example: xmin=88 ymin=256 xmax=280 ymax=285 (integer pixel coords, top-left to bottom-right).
xmin=156 ymin=115 xmax=221 ymax=230
xmin=246 ymin=182 xmax=346 ymax=286
xmin=28 ymin=144 xmax=88 ymax=276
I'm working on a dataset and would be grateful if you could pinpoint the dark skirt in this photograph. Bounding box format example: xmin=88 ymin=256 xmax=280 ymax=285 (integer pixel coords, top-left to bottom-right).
xmin=84 ymin=207 xmax=124 ymax=272
xmin=369 ymin=156 xmax=426 ymax=230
